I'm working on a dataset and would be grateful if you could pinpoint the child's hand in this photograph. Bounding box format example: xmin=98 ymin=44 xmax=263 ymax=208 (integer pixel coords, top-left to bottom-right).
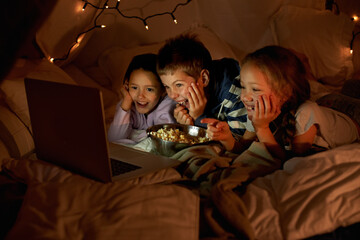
xmin=120 ymin=84 xmax=132 ymax=111
xmin=252 ymin=94 xmax=281 ymax=131
xmin=201 ymin=118 xmax=235 ymax=151
xmin=174 ymin=104 xmax=194 ymax=125
xmin=187 ymin=82 xmax=207 ymax=121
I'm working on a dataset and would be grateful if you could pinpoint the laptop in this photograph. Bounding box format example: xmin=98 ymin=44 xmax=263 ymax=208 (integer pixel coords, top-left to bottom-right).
xmin=24 ymin=78 xmax=180 ymax=183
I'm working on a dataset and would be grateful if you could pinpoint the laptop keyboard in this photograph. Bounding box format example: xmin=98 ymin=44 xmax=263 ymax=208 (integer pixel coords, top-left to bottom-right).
xmin=110 ymin=159 xmax=141 ymax=176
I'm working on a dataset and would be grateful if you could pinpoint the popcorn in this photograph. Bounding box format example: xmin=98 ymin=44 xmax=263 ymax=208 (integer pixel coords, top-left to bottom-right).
xmin=149 ymin=127 xmax=209 ymax=144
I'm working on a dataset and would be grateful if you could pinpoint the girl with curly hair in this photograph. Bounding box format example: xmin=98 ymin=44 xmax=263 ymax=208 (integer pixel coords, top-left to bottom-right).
xmin=202 ymin=45 xmax=360 ymax=161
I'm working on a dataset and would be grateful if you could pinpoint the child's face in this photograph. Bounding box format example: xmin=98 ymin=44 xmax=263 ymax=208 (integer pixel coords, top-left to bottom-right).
xmin=239 ymin=63 xmax=284 ymax=120
xmin=160 ymin=69 xmax=201 ymax=109
xmin=128 ymin=69 xmax=163 ymax=114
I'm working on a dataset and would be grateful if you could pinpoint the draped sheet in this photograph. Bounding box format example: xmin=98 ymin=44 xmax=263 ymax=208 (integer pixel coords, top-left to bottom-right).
xmin=2 ymin=141 xmax=360 ymax=239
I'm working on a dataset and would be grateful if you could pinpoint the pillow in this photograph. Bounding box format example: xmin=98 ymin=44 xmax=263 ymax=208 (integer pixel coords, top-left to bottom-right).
xmin=316 ymin=92 xmax=360 ymax=127
xmin=98 ymin=26 xmax=238 ymax=93
xmin=0 ymin=59 xmax=76 ymax=131
xmin=270 ymin=6 xmax=354 ymax=86
xmin=0 ymin=139 xmax=10 ymax=160
xmin=0 ymin=105 xmax=34 ymax=158
xmin=283 ymin=0 xmax=325 ymax=10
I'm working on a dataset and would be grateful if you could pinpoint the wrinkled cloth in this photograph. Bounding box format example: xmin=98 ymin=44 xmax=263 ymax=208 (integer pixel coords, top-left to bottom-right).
xmin=172 ymin=142 xmax=281 ymax=240
xmin=0 ymin=157 xmax=198 ymax=240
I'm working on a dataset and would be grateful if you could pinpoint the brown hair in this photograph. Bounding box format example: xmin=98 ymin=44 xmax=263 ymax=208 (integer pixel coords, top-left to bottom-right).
xmin=157 ymin=33 xmax=212 ymax=80
xmin=241 ymin=45 xmax=310 ymax=148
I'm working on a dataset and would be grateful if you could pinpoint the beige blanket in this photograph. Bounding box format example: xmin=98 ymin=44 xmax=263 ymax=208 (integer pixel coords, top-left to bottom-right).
xmin=3 ymin=141 xmax=359 ymax=239
xmin=1 ymin=157 xmax=199 ymax=240
xmin=243 ymin=143 xmax=360 ymax=239
xmin=173 ymin=142 xmax=281 ymax=240
xmin=172 ymin=142 xmax=360 ymax=239
xmin=0 ymin=141 xmax=281 ymax=240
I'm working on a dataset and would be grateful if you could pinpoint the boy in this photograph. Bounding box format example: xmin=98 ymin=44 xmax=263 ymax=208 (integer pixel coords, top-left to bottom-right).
xmin=157 ymin=34 xmax=247 ymax=137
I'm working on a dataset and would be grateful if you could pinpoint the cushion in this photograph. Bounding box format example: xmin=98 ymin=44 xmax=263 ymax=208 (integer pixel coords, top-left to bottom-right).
xmin=316 ymin=92 xmax=360 ymax=127
xmin=270 ymin=6 xmax=354 ymax=87
xmin=0 ymin=105 xmax=34 ymax=158
xmin=0 ymin=59 xmax=76 ymax=131
xmin=340 ymin=79 xmax=360 ymax=99
xmin=98 ymin=26 xmax=238 ymax=94
xmin=0 ymin=139 xmax=10 ymax=160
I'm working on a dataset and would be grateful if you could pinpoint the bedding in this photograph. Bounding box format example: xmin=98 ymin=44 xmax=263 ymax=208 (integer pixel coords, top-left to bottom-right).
xmin=0 ymin=105 xmax=34 ymax=158
xmin=1 ymin=157 xmax=198 ymax=240
xmin=2 ymin=141 xmax=360 ymax=239
xmin=0 ymin=140 xmax=10 ymax=159
xmin=1 ymin=0 xmax=360 ymax=239
xmin=243 ymin=143 xmax=360 ymax=239
xmin=270 ymin=5 xmax=355 ymax=87
xmin=132 ymin=140 xmax=360 ymax=239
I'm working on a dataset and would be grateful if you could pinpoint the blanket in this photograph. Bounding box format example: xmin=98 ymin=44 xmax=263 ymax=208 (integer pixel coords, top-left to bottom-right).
xmin=2 ymin=140 xmax=360 ymax=240
xmin=170 ymin=141 xmax=360 ymax=240
xmin=1 ymin=157 xmax=199 ymax=240
xmin=172 ymin=141 xmax=281 ymax=240
xmin=242 ymin=142 xmax=360 ymax=239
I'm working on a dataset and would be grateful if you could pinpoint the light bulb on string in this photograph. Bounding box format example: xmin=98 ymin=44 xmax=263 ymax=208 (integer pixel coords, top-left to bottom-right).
xmin=116 ymin=0 xmax=120 ymax=8
xmin=143 ymin=20 xmax=149 ymax=30
xmin=82 ymin=2 xmax=87 ymax=11
xmin=77 ymin=33 xmax=86 ymax=43
xmin=171 ymin=13 xmax=178 ymax=24
xmin=350 ymin=31 xmax=360 ymax=55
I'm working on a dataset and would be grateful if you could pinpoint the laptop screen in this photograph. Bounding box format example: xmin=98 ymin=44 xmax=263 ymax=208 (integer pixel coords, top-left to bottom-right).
xmin=25 ymin=78 xmax=112 ymax=182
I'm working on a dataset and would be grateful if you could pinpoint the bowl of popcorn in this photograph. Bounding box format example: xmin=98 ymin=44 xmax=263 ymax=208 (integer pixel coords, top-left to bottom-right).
xmin=147 ymin=123 xmax=211 ymax=156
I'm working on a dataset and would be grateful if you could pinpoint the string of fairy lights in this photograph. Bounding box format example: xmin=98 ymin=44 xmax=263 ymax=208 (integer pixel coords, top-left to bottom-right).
xmin=350 ymin=15 xmax=360 ymax=54
xmin=326 ymin=0 xmax=360 ymax=54
xmin=51 ymin=0 xmax=192 ymax=63
xmin=50 ymin=0 xmax=359 ymax=62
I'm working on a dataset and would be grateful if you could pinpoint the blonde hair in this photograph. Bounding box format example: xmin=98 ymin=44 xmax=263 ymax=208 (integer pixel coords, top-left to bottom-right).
xmin=241 ymin=45 xmax=310 ymax=149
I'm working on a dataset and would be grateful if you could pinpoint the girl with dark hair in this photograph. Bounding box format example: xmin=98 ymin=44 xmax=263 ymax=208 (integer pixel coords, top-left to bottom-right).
xmin=202 ymin=45 xmax=360 ymax=161
xmin=108 ymin=53 xmax=176 ymax=144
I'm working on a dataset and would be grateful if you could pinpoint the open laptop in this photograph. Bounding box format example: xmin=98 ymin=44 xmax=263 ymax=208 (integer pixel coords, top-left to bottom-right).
xmin=24 ymin=78 xmax=180 ymax=183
